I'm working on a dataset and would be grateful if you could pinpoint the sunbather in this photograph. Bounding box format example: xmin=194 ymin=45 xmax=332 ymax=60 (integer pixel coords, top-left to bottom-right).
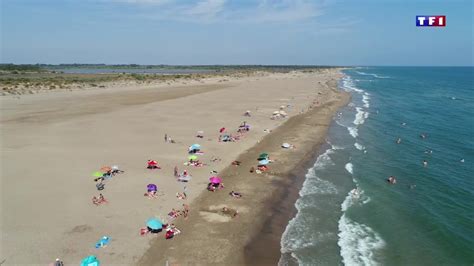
xmin=222 ymin=207 xmax=239 ymax=218
xmin=144 ymin=190 xmax=158 ymax=199
xmin=230 ymin=191 xmax=242 ymax=198
xmin=176 ymin=192 xmax=187 ymax=200
xmin=92 ymin=196 xmax=99 ymax=206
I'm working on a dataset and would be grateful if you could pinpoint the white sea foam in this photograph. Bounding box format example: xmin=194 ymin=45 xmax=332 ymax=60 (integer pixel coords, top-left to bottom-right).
xmin=354 ymin=142 xmax=366 ymax=151
xmin=345 ymin=163 xmax=353 ymax=174
xmin=348 ymin=127 xmax=358 ymax=138
xmin=298 ymin=175 xmax=338 ymax=198
xmin=280 ymin=147 xmax=339 ymax=262
xmin=356 ymin=71 xmax=390 ymax=79
xmin=342 ymin=76 xmax=364 ymax=93
xmin=354 ymin=107 xmax=366 ymax=125
xmin=338 ymin=214 xmax=385 ymax=266
xmin=362 ymin=94 xmax=371 ymax=108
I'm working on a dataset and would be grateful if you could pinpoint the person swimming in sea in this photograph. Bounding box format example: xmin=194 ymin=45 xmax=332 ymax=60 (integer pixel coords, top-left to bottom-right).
xmin=396 ymin=138 xmax=402 ymax=144
xmin=420 ymin=133 xmax=427 ymax=139
xmin=423 ymin=160 xmax=428 ymax=167
xmin=387 ymin=176 xmax=397 ymax=184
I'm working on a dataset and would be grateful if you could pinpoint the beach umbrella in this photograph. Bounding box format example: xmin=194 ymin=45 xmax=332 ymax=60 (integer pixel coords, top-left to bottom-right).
xmin=111 ymin=165 xmax=119 ymax=170
xmin=190 ymin=144 xmax=201 ymax=150
xmin=209 ymin=176 xmax=222 ymax=184
xmin=146 ymin=218 xmax=163 ymax=230
xmin=258 ymin=159 xmax=270 ymax=166
xmin=80 ymin=256 xmax=100 ymax=266
xmin=258 ymin=153 xmax=269 ymax=160
xmin=219 ymin=127 xmax=226 ymax=133
xmin=92 ymin=171 xmax=103 ymax=177
xmin=279 ymin=111 xmax=288 ymax=116
xmin=147 ymin=184 xmax=157 ymax=192
xmin=147 ymin=160 xmax=158 ymax=166
xmin=100 ymin=166 xmax=112 ymax=172
xmin=273 ymin=111 xmax=280 ymax=115
xmin=188 ymin=155 xmax=198 ymax=161
xmin=282 ymin=143 xmax=291 ymax=148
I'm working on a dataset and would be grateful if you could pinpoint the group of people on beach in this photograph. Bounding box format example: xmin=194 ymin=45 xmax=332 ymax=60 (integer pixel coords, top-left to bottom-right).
xmin=65 ymin=104 xmax=294 ymax=265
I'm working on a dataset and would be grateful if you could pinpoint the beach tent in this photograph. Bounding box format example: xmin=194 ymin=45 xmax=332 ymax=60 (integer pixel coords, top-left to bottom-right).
xmin=258 ymin=153 xmax=269 ymax=160
xmin=147 ymin=184 xmax=158 ymax=192
xmin=190 ymin=144 xmax=201 ymax=150
xmin=81 ymin=256 xmax=100 ymax=266
xmin=147 ymin=160 xmax=158 ymax=166
xmin=209 ymin=176 xmax=222 ymax=184
xmin=258 ymin=159 xmax=270 ymax=166
xmin=146 ymin=218 xmax=163 ymax=230
xmin=188 ymin=155 xmax=198 ymax=161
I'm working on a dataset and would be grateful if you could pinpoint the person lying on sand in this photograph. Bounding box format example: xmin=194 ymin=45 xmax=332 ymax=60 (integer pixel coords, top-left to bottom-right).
xmin=183 ymin=204 xmax=190 ymax=219
xmin=92 ymin=194 xmax=108 ymax=205
xmin=144 ymin=190 xmax=158 ymax=199
xmin=230 ymin=191 xmax=242 ymax=198
xmin=176 ymin=192 xmax=187 ymax=200
xmin=222 ymin=207 xmax=239 ymax=218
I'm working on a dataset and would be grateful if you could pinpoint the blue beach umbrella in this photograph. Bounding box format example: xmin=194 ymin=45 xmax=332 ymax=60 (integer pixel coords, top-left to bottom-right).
xmin=146 ymin=218 xmax=163 ymax=230
xmin=190 ymin=144 xmax=201 ymax=150
xmin=258 ymin=159 xmax=269 ymax=166
xmin=81 ymin=255 xmax=100 ymax=266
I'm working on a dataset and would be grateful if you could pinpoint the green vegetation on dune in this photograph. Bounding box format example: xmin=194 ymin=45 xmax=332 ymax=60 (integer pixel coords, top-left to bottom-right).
xmin=0 ymin=64 xmax=338 ymax=94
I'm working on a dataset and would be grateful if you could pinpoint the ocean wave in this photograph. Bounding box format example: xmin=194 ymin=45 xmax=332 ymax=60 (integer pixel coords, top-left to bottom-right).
xmin=345 ymin=163 xmax=353 ymax=174
xmin=348 ymin=127 xmax=358 ymax=138
xmin=338 ymin=214 xmax=385 ymax=266
xmin=298 ymin=176 xmax=338 ymax=198
xmin=354 ymin=142 xmax=366 ymax=151
xmin=342 ymin=76 xmax=364 ymax=93
xmin=280 ymin=146 xmax=340 ymax=261
xmin=362 ymin=94 xmax=371 ymax=108
xmin=355 ymin=71 xmax=390 ymax=79
xmin=354 ymin=107 xmax=367 ymax=125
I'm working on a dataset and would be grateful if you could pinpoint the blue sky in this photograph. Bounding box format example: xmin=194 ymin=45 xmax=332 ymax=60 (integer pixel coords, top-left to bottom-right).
xmin=1 ymin=0 xmax=472 ymax=65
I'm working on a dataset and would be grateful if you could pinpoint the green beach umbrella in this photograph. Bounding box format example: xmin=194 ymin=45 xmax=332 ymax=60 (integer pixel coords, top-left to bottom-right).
xmin=92 ymin=171 xmax=103 ymax=177
xmin=258 ymin=153 xmax=269 ymax=160
xmin=188 ymin=155 xmax=198 ymax=161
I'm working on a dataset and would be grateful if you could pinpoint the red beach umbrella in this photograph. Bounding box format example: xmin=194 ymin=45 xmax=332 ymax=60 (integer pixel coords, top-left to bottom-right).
xmin=148 ymin=160 xmax=158 ymax=166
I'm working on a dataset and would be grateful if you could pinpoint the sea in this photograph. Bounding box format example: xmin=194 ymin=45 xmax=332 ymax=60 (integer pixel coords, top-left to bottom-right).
xmin=279 ymin=67 xmax=474 ymax=265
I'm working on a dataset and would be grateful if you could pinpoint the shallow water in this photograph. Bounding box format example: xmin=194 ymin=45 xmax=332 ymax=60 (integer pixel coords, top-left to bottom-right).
xmin=280 ymin=67 xmax=474 ymax=265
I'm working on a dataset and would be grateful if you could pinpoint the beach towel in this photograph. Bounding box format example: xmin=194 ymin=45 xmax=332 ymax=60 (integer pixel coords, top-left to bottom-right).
xmin=95 ymin=236 xmax=110 ymax=248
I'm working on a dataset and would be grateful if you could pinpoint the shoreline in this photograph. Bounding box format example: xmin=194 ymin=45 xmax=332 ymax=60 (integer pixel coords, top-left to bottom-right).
xmin=137 ymin=78 xmax=350 ymax=265
xmin=243 ymin=142 xmax=333 ymax=265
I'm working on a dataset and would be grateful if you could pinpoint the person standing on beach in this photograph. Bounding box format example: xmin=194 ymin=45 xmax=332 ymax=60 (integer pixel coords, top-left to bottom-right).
xmin=165 ymin=133 xmax=168 ymax=143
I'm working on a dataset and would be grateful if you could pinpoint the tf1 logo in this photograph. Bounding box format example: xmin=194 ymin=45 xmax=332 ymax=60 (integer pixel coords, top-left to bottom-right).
xmin=416 ymin=16 xmax=446 ymax=27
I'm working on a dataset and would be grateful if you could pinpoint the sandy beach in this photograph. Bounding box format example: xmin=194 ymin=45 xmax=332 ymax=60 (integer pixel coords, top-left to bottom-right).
xmin=1 ymin=69 xmax=348 ymax=265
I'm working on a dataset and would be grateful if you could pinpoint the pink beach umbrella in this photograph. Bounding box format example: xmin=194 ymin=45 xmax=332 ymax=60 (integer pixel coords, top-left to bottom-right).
xmin=209 ymin=176 xmax=222 ymax=184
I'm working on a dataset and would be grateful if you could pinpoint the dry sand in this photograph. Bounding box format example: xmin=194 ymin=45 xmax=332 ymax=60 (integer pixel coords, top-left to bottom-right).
xmin=0 ymin=69 xmax=347 ymax=265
